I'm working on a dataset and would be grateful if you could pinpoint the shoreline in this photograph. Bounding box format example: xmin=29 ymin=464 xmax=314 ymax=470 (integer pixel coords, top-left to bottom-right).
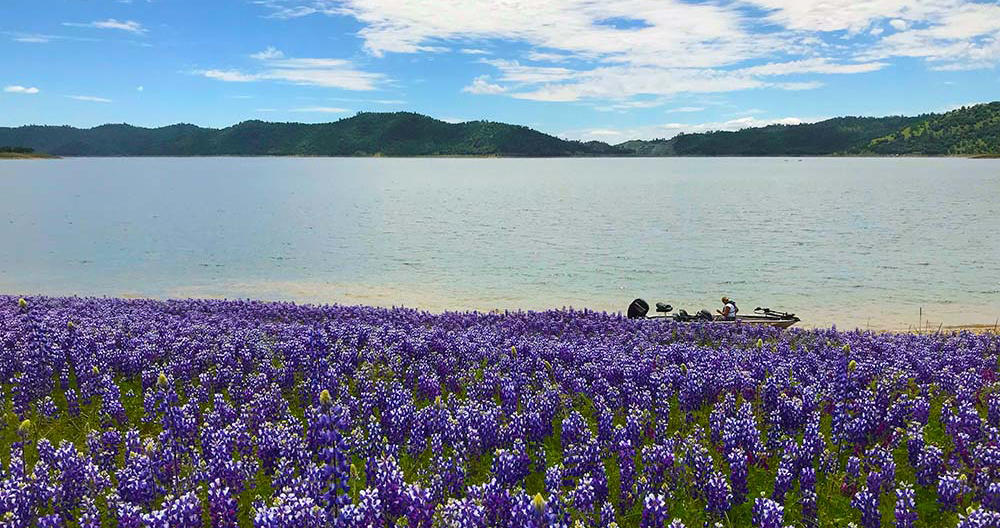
xmin=6 ymin=291 xmax=996 ymax=334
xmin=8 ymin=153 xmax=1000 ymax=159
xmin=0 ymin=152 xmax=59 ymax=160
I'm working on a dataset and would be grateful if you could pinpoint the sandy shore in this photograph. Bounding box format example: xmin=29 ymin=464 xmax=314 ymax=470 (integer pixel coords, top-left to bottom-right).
xmin=0 ymin=152 xmax=58 ymax=159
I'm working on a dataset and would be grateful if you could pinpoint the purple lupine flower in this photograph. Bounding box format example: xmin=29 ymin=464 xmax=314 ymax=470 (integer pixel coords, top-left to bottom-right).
xmin=208 ymin=478 xmax=238 ymax=527
xmin=958 ymin=508 xmax=1000 ymax=528
xmin=801 ymin=466 xmax=818 ymax=528
xmin=752 ymin=497 xmax=785 ymax=528
xmin=894 ymin=483 xmax=917 ymax=528
xmin=642 ymin=493 xmax=669 ymax=528
xmin=917 ymin=445 xmax=944 ymax=488
xmin=573 ymin=475 xmax=597 ymax=512
xmin=938 ymin=472 xmax=968 ymax=512
xmin=600 ymin=501 xmax=616 ymax=526
xmin=705 ymin=470 xmax=733 ymax=518
xmin=982 ymin=481 xmax=1000 ymax=512
xmin=852 ymin=489 xmax=881 ymax=528
xmin=728 ymin=448 xmax=749 ymax=505
xmin=772 ymin=466 xmax=793 ymax=505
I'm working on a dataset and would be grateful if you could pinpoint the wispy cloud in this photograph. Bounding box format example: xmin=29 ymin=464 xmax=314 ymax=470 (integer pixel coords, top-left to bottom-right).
xmin=256 ymin=0 xmax=1000 ymax=105
xmin=462 ymin=75 xmax=506 ymax=94
xmin=291 ymin=106 xmax=350 ymax=113
xmin=13 ymin=34 xmax=51 ymax=43
xmin=63 ymin=19 xmax=147 ymax=34
xmin=195 ymin=47 xmax=385 ymax=91
xmin=66 ymin=95 xmax=113 ymax=103
xmin=564 ymin=115 xmax=820 ymax=141
xmin=3 ymin=31 xmax=100 ymax=43
xmin=4 ymin=85 xmax=40 ymax=94
xmin=328 ymin=97 xmax=406 ymax=104
xmin=250 ymin=46 xmax=284 ymax=60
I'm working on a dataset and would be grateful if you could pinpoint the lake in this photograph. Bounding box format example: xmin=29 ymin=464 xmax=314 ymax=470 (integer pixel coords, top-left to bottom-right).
xmin=1 ymin=157 xmax=998 ymax=330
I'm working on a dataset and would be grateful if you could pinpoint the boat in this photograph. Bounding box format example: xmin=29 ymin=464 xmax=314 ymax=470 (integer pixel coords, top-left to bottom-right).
xmin=626 ymin=298 xmax=800 ymax=329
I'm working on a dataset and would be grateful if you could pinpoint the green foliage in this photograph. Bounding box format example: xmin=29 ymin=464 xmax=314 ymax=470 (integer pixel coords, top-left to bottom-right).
xmin=4 ymin=103 xmax=999 ymax=157
xmin=619 ymin=115 xmax=927 ymax=156
xmin=0 ymin=146 xmax=34 ymax=153
xmin=0 ymin=112 xmax=626 ymax=157
xmin=857 ymin=102 xmax=1000 ymax=156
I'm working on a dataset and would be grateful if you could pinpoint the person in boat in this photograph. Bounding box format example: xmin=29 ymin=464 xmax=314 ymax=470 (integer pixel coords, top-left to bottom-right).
xmin=716 ymin=297 xmax=738 ymax=320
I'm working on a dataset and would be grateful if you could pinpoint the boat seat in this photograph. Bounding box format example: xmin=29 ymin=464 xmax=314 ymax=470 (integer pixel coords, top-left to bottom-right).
xmin=655 ymin=302 xmax=672 ymax=313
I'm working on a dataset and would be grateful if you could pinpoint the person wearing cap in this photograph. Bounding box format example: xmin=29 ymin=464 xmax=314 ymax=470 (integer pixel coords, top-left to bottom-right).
xmin=716 ymin=297 xmax=738 ymax=320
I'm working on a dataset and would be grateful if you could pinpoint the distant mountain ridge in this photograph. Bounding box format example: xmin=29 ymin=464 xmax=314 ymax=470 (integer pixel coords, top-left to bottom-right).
xmin=619 ymin=102 xmax=1000 ymax=156
xmin=1 ymin=103 xmax=998 ymax=157
xmin=0 ymin=112 xmax=625 ymax=157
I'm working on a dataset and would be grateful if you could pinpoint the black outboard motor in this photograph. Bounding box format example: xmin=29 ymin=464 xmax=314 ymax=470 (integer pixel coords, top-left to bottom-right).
xmin=627 ymin=298 xmax=649 ymax=319
xmin=696 ymin=309 xmax=713 ymax=321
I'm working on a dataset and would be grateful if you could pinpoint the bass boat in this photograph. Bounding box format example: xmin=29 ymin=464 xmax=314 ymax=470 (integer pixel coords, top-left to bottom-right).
xmin=627 ymin=298 xmax=800 ymax=329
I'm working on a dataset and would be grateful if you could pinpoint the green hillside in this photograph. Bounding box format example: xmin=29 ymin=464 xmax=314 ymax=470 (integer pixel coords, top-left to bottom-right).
xmin=854 ymin=102 xmax=1000 ymax=155
xmin=619 ymin=115 xmax=927 ymax=156
xmin=2 ymin=104 xmax=999 ymax=157
xmin=0 ymin=112 xmax=625 ymax=157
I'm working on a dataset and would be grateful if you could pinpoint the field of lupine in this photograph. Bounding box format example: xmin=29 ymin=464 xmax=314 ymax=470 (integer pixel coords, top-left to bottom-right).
xmin=2 ymin=296 xmax=1000 ymax=527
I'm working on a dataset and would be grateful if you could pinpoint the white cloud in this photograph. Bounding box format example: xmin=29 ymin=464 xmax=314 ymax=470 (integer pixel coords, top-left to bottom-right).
xmin=739 ymin=58 xmax=887 ymax=76
xmin=526 ymin=51 xmax=576 ymax=62
xmin=66 ymin=95 xmax=113 ymax=102
xmin=329 ymin=97 xmax=406 ymax=104
xmin=859 ymin=3 xmax=1000 ymax=70
xmin=196 ymin=52 xmax=386 ymax=91
xmin=4 ymin=85 xmax=40 ymax=94
xmin=64 ymin=19 xmax=146 ymax=34
xmin=462 ymin=75 xmax=507 ymax=94
xmin=199 ymin=69 xmax=260 ymax=83
xmin=565 ymin=116 xmax=818 ymax=141
xmin=459 ymin=48 xmax=490 ymax=55
xmin=291 ymin=106 xmax=350 ymax=113
xmin=256 ymin=0 xmax=1000 ymax=103
xmin=13 ymin=35 xmax=51 ymax=43
xmin=251 ymin=46 xmax=285 ymax=60
xmin=136 ymin=85 xmax=144 ymax=92
xmin=593 ymin=98 xmax=671 ymax=112
xmin=770 ymin=81 xmax=825 ymax=90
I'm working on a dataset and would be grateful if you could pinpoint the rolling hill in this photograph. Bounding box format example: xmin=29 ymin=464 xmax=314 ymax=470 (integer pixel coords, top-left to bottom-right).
xmin=0 ymin=112 xmax=626 ymax=157
xmin=2 ymin=103 xmax=999 ymax=157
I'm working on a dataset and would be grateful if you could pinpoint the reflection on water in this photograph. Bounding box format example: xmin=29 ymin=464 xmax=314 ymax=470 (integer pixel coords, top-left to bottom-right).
xmin=1 ymin=157 xmax=998 ymax=330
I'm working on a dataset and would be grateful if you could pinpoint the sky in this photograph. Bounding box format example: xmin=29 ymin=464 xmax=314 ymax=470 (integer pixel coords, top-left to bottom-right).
xmin=2 ymin=0 xmax=999 ymax=141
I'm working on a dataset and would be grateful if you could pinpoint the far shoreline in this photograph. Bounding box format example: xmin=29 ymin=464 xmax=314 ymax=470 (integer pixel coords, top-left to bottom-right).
xmin=5 ymin=153 xmax=999 ymax=160
xmin=0 ymin=152 xmax=59 ymax=160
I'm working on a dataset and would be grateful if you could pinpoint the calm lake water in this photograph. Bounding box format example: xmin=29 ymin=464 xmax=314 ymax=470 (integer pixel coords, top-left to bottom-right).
xmin=1 ymin=157 xmax=998 ymax=329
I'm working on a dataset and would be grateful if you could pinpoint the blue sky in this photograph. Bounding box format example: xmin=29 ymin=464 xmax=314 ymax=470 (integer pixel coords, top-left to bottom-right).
xmin=3 ymin=0 xmax=999 ymax=141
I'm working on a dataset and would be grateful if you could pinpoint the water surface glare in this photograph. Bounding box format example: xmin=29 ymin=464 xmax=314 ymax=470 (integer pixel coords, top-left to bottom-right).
xmin=1 ymin=157 xmax=998 ymax=329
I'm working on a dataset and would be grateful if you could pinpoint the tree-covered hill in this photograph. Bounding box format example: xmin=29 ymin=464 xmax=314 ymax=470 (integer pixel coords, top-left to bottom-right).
xmin=2 ymin=104 xmax=999 ymax=157
xmin=619 ymin=115 xmax=928 ymax=156
xmin=617 ymin=102 xmax=1000 ymax=156
xmin=0 ymin=112 xmax=625 ymax=157
xmin=852 ymin=102 xmax=1000 ymax=156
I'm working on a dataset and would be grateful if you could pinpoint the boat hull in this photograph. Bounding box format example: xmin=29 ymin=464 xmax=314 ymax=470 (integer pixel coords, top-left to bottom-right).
xmin=646 ymin=315 xmax=799 ymax=329
xmin=706 ymin=318 xmax=798 ymax=329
